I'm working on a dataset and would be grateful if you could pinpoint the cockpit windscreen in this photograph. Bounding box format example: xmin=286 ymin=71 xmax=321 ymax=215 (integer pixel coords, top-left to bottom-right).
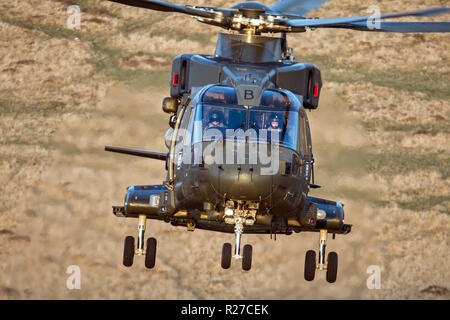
xmin=197 ymin=86 xmax=299 ymax=150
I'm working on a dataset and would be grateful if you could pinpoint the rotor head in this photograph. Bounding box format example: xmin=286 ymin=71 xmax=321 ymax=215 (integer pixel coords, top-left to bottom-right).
xmin=107 ymin=1 xmax=450 ymax=35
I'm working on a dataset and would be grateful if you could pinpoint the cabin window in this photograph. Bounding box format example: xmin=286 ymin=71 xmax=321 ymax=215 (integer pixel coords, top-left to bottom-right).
xmin=202 ymin=86 xmax=238 ymax=105
xmin=193 ymin=86 xmax=300 ymax=150
xmin=248 ymin=108 xmax=298 ymax=150
xmin=260 ymin=90 xmax=288 ymax=108
xmin=299 ymin=115 xmax=309 ymax=156
xmin=176 ymin=107 xmax=192 ymax=145
xmin=203 ymin=105 xmax=247 ymax=137
xmin=184 ymin=107 xmax=195 ymax=147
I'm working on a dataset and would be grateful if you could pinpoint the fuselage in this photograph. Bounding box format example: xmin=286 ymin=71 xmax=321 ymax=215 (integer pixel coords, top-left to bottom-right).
xmin=108 ymin=32 xmax=348 ymax=237
xmin=168 ymin=84 xmax=314 ymax=220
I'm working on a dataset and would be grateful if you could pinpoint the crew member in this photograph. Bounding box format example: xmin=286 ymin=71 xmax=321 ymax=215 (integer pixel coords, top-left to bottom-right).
xmin=207 ymin=110 xmax=225 ymax=129
xmin=267 ymin=114 xmax=282 ymax=132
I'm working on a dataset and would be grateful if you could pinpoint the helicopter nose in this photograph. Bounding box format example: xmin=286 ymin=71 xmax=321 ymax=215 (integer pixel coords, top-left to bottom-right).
xmin=209 ymin=163 xmax=274 ymax=200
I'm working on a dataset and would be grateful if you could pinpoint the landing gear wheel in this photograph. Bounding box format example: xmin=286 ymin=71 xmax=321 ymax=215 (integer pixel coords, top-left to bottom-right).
xmin=221 ymin=243 xmax=232 ymax=269
xmin=123 ymin=236 xmax=135 ymax=267
xmin=242 ymin=244 xmax=253 ymax=271
xmin=304 ymin=250 xmax=316 ymax=281
xmin=326 ymin=252 xmax=338 ymax=283
xmin=145 ymin=237 xmax=157 ymax=269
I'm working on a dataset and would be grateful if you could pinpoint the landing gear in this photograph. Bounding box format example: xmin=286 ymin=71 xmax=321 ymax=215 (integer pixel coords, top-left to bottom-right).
xmin=136 ymin=214 xmax=147 ymax=256
xmin=123 ymin=236 xmax=135 ymax=267
xmin=317 ymin=229 xmax=327 ymax=271
xmin=221 ymin=217 xmax=253 ymax=270
xmin=145 ymin=237 xmax=157 ymax=269
xmin=304 ymin=229 xmax=339 ymax=283
xmin=233 ymin=219 xmax=243 ymax=260
xmin=304 ymin=250 xmax=316 ymax=281
xmin=122 ymin=214 xmax=158 ymax=268
xmin=326 ymin=251 xmax=338 ymax=283
xmin=221 ymin=243 xmax=232 ymax=269
xmin=242 ymin=244 xmax=253 ymax=271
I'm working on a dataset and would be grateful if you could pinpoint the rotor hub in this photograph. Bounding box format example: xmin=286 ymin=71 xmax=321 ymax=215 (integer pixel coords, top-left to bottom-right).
xmin=232 ymin=1 xmax=270 ymax=18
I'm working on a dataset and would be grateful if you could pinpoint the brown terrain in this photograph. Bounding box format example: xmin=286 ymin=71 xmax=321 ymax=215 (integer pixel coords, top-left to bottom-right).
xmin=0 ymin=0 xmax=448 ymax=299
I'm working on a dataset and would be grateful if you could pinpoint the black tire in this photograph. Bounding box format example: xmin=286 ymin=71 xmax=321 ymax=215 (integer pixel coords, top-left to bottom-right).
xmin=304 ymin=250 xmax=316 ymax=281
xmin=326 ymin=252 xmax=338 ymax=283
xmin=123 ymin=236 xmax=135 ymax=267
xmin=145 ymin=237 xmax=157 ymax=269
xmin=221 ymin=243 xmax=232 ymax=269
xmin=242 ymin=244 xmax=253 ymax=271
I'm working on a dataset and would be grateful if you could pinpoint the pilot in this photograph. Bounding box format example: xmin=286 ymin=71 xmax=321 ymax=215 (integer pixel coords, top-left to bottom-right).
xmin=207 ymin=110 xmax=225 ymax=129
xmin=204 ymin=110 xmax=226 ymax=139
xmin=267 ymin=114 xmax=282 ymax=132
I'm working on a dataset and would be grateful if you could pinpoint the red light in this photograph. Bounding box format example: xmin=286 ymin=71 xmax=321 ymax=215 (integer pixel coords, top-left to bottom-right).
xmin=172 ymin=73 xmax=179 ymax=86
xmin=313 ymin=84 xmax=319 ymax=97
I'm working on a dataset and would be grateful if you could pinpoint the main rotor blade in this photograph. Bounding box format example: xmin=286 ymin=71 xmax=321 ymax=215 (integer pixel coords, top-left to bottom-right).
xmin=107 ymin=0 xmax=216 ymax=19
xmin=269 ymin=0 xmax=330 ymax=17
xmin=281 ymin=7 xmax=450 ymax=28
xmin=331 ymin=21 xmax=450 ymax=33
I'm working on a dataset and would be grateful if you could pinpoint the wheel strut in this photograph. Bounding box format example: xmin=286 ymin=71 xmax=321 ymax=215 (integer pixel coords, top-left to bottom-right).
xmin=233 ymin=219 xmax=243 ymax=259
xmin=136 ymin=214 xmax=147 ymax=256
xmin=317 ymin=229 xmax=328 ymax=270
xmin=222 ymin=203 xmax=254 ymax=269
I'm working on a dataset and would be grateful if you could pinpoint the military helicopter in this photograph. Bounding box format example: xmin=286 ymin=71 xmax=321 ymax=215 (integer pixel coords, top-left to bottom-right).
xmin=104 ymin=0 xmax=450 ymax=282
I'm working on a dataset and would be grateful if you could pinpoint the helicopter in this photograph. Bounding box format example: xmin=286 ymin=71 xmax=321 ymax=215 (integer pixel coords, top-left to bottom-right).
xmin=104 ymin=0 xmax=450 ymax=283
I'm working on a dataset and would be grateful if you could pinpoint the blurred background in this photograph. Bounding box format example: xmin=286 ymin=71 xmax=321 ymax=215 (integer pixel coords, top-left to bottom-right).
xmin=0 ymin=0 xmax=448 ymax=299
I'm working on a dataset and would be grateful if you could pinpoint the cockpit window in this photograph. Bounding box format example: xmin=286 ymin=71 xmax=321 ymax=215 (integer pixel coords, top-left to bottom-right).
xmin=249 ymin=109 xmax=298 ymax=150
xmin=260 ymin=90 xmax=288 ymax=108
xmin=193 ymin=86 xmax=299 ymax=151
xmin=202 ymin=86 xmax=238 ymax=105
xmin=203 ymin=105 xmax=246 ymax=138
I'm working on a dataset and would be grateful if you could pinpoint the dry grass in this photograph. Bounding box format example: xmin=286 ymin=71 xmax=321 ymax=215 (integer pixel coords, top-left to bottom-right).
xmin=0 ymin=0 xmax=448 ymax=299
